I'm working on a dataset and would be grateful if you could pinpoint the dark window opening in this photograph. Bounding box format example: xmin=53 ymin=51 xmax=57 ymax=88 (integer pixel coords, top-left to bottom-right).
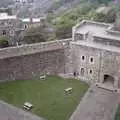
xmin=2 ymin=30 xmax=6 ymax=35
xmin=90 ymin=57 xmax=93 ymax=62
xmin=82 ymin=56 xmax=85 ymax=60
xmin=73 ymin=71 xmax=76 ymax=77
xmin=24 ymin=24 xmax=28 ymax=29
xmin=104 ymin=74 xmax=114 ymax=84
xmin=73 ymin=71 xmax=79 ymax=77
xmin=89 ymin=70 xmax=92 ymax=74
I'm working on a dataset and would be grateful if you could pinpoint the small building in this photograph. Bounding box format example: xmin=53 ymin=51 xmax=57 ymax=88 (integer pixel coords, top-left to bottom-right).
xmin=0 ymin=12 xmax=22 ymax=45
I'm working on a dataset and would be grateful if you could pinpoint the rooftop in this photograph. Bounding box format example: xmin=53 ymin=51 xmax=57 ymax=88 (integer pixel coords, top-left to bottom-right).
xmin=74 ymin=20 xmax=120 ymax=41
xmin=75 ymin=20 xmax=109 ymax=35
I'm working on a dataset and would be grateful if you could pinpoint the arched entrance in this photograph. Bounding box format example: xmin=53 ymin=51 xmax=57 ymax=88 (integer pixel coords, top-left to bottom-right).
xmin=103 ymin=74 xmax=115 ymax=87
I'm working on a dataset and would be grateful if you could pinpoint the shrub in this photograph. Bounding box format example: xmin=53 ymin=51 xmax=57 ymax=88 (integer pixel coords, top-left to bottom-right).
xmin=0 ymin=36 xmax=9 ymax=48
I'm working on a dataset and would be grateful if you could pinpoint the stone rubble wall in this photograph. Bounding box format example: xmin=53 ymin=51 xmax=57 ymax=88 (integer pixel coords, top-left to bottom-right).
xmin=0 ymin=39 xmax=72 ymax=81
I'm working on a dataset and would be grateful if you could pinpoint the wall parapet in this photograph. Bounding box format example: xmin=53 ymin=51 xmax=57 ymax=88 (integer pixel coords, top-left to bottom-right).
xmin=0 ymin=38 xmax=72 ymax=59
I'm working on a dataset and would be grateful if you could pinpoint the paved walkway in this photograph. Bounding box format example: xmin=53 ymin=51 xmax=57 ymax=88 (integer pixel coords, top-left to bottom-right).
xmin=0 ymin=100 xmax=45 ymax=120
xmin=69 ymin=86 xmax=120 ymax=120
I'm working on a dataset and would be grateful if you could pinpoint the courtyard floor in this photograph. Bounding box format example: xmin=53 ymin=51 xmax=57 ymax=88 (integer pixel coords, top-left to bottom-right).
xmin=0 ymin=75 xmax=88 ymax=120
xmin=0 ymin=100 xmax=44 ymax=120
xmin=70 ymin=86 xmax=120 ymax=120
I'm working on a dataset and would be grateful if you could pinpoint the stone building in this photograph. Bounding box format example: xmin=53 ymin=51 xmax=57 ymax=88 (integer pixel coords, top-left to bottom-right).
xmin=0 ymin=12 xmax=45 ymax=46
xmin=0 ymin=12 xmax=23 ymax=45
xmin=71 ymin=20 xmax=120 ymax=88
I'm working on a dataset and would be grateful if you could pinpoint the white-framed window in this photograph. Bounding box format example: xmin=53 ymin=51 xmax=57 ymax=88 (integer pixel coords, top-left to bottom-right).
xmin=89 ymin=56 xmax=94 ymax=64
xmin=88 ymin=69 xmax=93 ymax=75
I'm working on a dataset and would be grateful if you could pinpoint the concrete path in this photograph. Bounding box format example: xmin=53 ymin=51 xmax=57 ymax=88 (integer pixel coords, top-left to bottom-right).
xmin=0 ymin=100 xmax=45 ymax=120
xmin=69 ymin=86 xmax=120 ymax=120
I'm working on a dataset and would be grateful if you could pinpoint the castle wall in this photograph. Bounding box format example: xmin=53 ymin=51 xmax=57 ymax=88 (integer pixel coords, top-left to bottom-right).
xmin=0 ymin=39 xmax=72 ymax=81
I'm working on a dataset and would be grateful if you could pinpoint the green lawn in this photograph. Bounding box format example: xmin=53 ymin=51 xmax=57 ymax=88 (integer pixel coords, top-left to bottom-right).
xmin=0 ymin=75 xmax=88 ymax=120
xmin=115 ymin=105 xmax=120 ymax=120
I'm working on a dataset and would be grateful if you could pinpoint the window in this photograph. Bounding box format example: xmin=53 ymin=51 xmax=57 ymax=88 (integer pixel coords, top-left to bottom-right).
xmin=90 ymin=57 xmax=93 ymax=62
xmin=24 ymin=24 xmax=28 ymax=29
xmin=89 ymin=69 xmax=92 ymax=74
xmin=82 ymin=56 xmax=85 ymax=60
xmin=89 ymin=57 xmax=94 ymax=63
xmin=80 ymin=68 xmax=84 ymax=76
xmin=2 ymin=30 xmax=6 ymax=35
xmin=73 ymin=71 xmax=79 ymax=77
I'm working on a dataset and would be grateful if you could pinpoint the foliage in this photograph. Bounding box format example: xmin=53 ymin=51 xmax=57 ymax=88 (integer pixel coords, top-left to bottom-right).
xmin=115 ymin=105 xmax=120 ymax=120
xmin=0 ymin=75 xmax=88 ymax=120
xmin=51 ymin=2 xmax=98 ymax=39
xmin=105 ymin=8 xmax=116 ymax=23
xmin=47 ymin=0 xmax=120 ymax=39
xmin=23 ymin=23 xmax=56 ymax=44
xmin=89 ymin=0 xmax=112 ymax=5
xmin=0 ymin=36 xmax=9 ymax=48
xmin=93 ymin=7 xmax=116 ymax=23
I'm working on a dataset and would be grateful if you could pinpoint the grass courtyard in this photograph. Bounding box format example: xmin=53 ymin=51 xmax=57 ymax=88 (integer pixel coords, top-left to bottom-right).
xmin=115 ymin=105 xmax=120 ymax=120
xmin=0 ymin=75 xmax=88 ymax=120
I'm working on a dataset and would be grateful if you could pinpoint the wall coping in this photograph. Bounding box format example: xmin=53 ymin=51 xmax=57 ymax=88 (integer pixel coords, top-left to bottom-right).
xmin=0 ymin=38 xmax=72 ymax=59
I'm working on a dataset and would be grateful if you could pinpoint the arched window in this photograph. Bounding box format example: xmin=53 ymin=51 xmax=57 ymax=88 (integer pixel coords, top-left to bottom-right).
xmin=82 ymin=56 xmax=84 ymax=60
xmin=89 ymin=69 xmax=92 ymax=74
xmin=90 ymin=57 xmax=93 ymax=62
xmin=89 ymin=57 xmax=94 ymax=63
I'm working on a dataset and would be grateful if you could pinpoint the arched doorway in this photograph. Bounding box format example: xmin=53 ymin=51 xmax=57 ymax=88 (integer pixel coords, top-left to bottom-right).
xmin=103 ymin=74 xmax=115 ymax=86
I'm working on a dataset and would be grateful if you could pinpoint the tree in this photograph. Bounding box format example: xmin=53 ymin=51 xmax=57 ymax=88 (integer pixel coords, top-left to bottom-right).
xmin=93 ymin=12 xmax=107 ymax=22
xmin=105 ymin=8 xmax=116 ymax=23
xmin=90 ymin=0 xmax=112 ymax=5
xmin=23 ymin=22 xmax=56 ymax=44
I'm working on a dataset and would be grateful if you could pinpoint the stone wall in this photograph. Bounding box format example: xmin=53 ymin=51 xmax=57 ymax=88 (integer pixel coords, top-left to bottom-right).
xmin=94 ymin=36 xmax=120 ymax=47
xmin=0 ymin=39 xmax=72 ymax=81
xmin=71 ymin=43 xmax=101 ymax=82
xmin=71 ymin=42 xmax=120 ymax=88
